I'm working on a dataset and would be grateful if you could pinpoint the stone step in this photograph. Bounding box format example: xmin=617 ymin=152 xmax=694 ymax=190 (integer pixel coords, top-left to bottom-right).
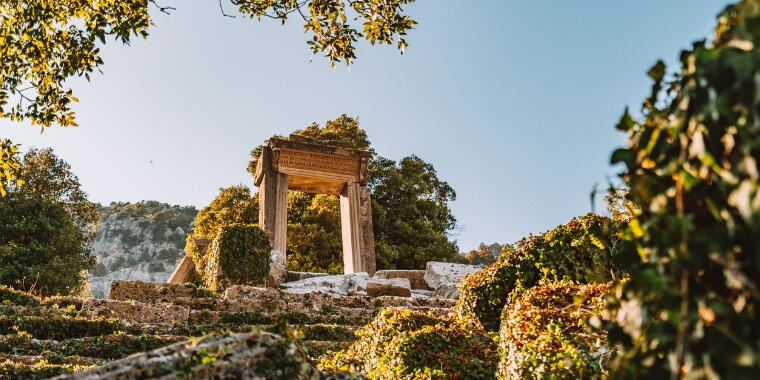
xmin=0 ymin=333 xmax=184 ymax=360
xmin=107 ymin=281 xmax=456 ymax=312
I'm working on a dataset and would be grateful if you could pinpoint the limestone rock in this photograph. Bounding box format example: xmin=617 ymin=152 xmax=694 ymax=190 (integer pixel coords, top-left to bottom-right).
xmin=432 ymin=284 xmax=461 ymax=299
xmin=373 ymin=270 xmax=429 ymax=290
xmin=424 ymin=261 xmax=481 ymax=297
xmin=411 ymin=289 xmax=434 ymax=299
xmin=366 ymin=278 xmax=411 ymax=297
xmin=286 ymin=271 xmax=329 ymax=282
xmin=279 ymin=273 xmax=370 ymax=295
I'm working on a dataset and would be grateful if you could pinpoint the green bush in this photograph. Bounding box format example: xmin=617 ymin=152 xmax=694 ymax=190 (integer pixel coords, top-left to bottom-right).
xmin=456 ymin=214 xmax=623 ymax=331
xmin=498 ymin=282 xmax=609 ymax=380
xmin=204 ymin=224 xmax=271 ymax=292
xmin=0 ymin=286 xmax=40 ymax=307
xmin=320 ymin=308 xmax=498 ymax=379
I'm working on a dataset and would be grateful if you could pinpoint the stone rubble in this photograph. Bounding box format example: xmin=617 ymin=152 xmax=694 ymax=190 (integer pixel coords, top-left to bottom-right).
xmin=278 ymin=272 xmax=370 ymax=295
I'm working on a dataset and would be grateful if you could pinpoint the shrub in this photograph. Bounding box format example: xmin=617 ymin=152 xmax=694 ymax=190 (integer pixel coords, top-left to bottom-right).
xmin=320 ymin=308 xmax=498 ymax=379
xmin=498 ymin=282 xmax=609 ymax=380
xmin=456 ymin=214 xmax=623 ymax=331
xmin=204 ymin=224 xmax=271 ymax=292
xmin=0 ymin=286 xmax=40 ymax=307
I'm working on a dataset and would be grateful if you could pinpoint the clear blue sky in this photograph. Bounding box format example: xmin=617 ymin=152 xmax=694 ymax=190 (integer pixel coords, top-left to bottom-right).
xmin=1 ymin=1 xmax=727 ymax=251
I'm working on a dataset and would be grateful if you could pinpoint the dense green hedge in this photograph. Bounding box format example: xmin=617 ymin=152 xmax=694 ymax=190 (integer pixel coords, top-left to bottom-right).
xmin=320 ymin=308 xmax=498 ymax=379
xmin=498 ymin=282 xmax=609 ymax=379
xmin=0 ymin=314 xmax=127 ymax=340
xmin=189 ymin=224 xmax=271 ymax=292
xmin=0 ymin=286 xmax=40 ymax=307
xmin=456 ymin=214 xmax=623 ymax=331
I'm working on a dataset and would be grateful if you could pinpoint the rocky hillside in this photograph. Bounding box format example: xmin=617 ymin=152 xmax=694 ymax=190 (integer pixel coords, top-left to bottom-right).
xmin=88 ymin=201 xmax=197 ymax=298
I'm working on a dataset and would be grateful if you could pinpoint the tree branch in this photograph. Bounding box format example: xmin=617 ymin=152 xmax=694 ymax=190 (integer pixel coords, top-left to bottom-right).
xmin=149 ymin=0 xmax=176 ymax=15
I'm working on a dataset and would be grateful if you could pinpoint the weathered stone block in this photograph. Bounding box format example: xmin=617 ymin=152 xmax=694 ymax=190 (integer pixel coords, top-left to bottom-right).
xmin=279 ymin=273 xmax=369 ymax=295
xmin=82 ymin=299 xmax=189 ymax=325
xmin=366 ymin=278 xmax=411 ymax=297
xmin=374 ymin=270 xmax=429 ymax=290
xmin=285 ymin=271 xmax=329 ymax=282
xmin=108 ymin=280 xmax=196 ymax=304
xmin=424 ymin=261 xmax=481 ymax=290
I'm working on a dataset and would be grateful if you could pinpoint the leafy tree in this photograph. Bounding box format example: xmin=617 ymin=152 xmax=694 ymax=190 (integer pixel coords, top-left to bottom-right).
xmin=1 ymin=1 xmax=416 ymax=130
xmin=18 ymin=148 xmax=99 ymax=238
xmin=0 ymin=0 xmax=417 ymax=192
xmin=0 ymin=139 xmax=23 ymax=196
xmin=193 ymin=185 xmax=259 ymax=238
xmin=368 ymin=155 xmax=459 ymax=269
xmin=606 ymin=1 xmax=760 ymax=377
xmin=462 ymin=243 xmax=502 ymax=266
xmin=0 ymin=148 xmax=97 ymax=295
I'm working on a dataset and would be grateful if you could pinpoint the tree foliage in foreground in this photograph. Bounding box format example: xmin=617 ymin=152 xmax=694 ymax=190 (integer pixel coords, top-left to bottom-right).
xmin=606 ymin=1 xmax=760 ymax=377
xmin=0 ymin=148 xmax=97 ymax=296
xmin=0 ymin=0 xmax=417 ymax=195
xmin=0 ymin=0 xmax=416 ymax=130
xmin=0 ymin=139 xmax=23 ymax=196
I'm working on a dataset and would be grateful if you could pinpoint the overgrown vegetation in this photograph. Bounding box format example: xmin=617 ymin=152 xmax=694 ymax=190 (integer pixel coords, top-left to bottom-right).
xmin=320 ymin=308 xmax=498 ymax=379
xmin=456 ymin=214 xmax=623 ymax=332
xmin=605 ymin=0 xmax=760 ymax=377
xmin=198 ymin=224 xmax=272 ymax=293
xmin=498 ymin=282 xmax=609 ymax=379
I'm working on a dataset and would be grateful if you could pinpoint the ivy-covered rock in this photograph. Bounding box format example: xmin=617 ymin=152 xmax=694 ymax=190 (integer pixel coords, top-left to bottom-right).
xmin=498 ymin=282 xmax=609 ymax=380
xmin=320 ymin=308 xmax=497 ymax=379
xmin=202 ymin=224 xmax=272 ymax=293
xmin=456 ymin=214 xmax=623 ymax=331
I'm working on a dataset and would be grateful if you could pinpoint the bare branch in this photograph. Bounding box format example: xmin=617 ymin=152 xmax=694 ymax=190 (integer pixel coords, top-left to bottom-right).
xmin=219 ymin=0 xmax=236 ymax=18
xmin=149 ymin=0 xmax=176 ymax=15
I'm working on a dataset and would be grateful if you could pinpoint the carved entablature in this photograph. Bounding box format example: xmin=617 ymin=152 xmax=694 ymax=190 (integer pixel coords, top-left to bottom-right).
xmin=254 ymin=135 xmax=372 ymax=195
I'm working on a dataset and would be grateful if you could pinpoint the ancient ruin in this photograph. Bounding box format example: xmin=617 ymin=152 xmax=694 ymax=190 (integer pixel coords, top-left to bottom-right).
xmin=168 ymin=135 xmax=377 ymax=286
xmin=254 ymin=135 xmax=376 ymax=284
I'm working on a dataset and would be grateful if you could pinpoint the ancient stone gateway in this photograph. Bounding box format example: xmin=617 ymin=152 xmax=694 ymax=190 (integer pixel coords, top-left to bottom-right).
xmin=254 ymin=135 xmax=376 ymax=284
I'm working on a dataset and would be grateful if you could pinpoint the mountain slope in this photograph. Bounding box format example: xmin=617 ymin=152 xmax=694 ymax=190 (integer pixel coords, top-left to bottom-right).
xmin=88 ymin=201 xmax=197 ymax=297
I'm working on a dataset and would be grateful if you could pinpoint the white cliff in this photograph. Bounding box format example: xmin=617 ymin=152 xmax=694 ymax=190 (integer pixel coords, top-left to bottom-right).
xmin=88 ymin=201 xmax=197 ymax=298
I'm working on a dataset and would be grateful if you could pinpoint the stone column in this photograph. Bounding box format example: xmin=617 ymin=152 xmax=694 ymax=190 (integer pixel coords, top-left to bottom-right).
xmin=359 ymin=186 xmax=377 ymax=275
xmin=340 ymin=183 xmax=376 ymax=275
xmin=259 ymin=171 xmax=288 ymax=285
